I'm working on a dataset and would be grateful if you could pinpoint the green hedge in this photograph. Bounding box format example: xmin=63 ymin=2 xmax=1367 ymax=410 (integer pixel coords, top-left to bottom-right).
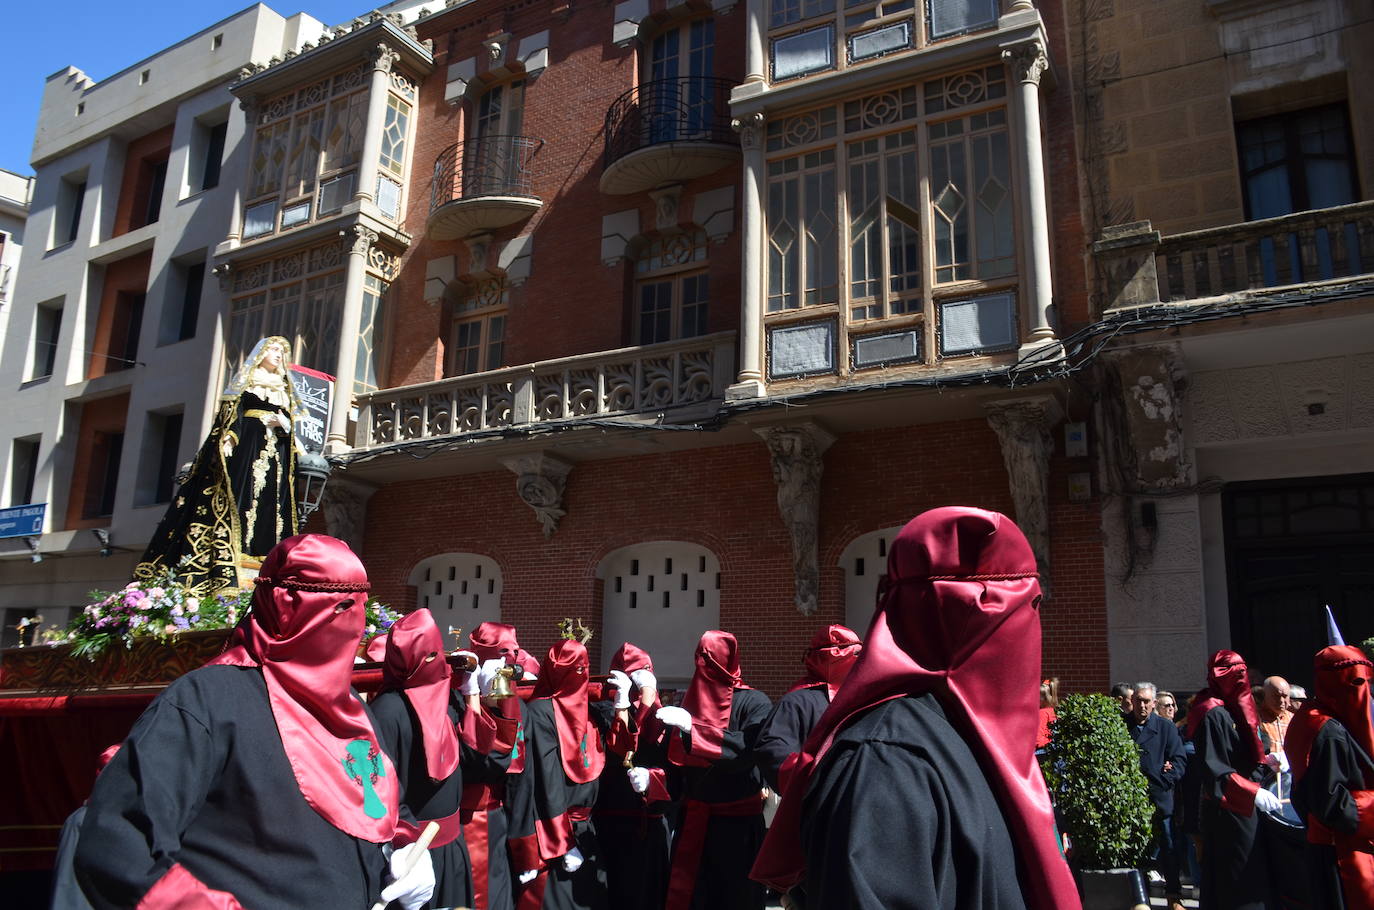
xmin=1043 ymin=693 xmax=1155 ymax=869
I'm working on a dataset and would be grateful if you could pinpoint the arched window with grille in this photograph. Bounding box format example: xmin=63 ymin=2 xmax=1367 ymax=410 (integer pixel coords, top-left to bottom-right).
xmin=838 ymin=525 xmax=902 ymax=633
xmin=597 ymin=541 xmax=722 ymax=687
xmin=407 ymin=552 xmax=503 ymax=650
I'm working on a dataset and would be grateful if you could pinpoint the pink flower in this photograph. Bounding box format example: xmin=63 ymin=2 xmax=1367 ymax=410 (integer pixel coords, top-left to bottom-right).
xmin=147 ymin=587 xmax=166 ymax=601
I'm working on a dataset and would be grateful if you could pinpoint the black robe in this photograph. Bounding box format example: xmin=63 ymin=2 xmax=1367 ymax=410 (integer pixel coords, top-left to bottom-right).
xmin=463 ymin=699 xmax=520 ymax=910
xmin=589 ymin=700 xmax=677 ymax=910
xmin=754 ymin=686 xmax=828 ymax=792
xmin=1291 ymin=718 xmax=1374 ymax=910
xmin=50 ymin=806 xmax=93 ymax=910
xmin=1193 ymin=704 xmax=1278 ymax=910
xmin=506 ymin=698 xmax=607 ymax=910
xmin=799 ymin=693 xmax=1027 ymax=910
xmin=74 ymin=665 xmax=387 ymax=909
xmin=370 ymin=689 xmax=475 ymax=910
xmin=670 ymin=687 xmax=773 ymax=910
xmin=133 ymin=390 xmax=296 ymax=595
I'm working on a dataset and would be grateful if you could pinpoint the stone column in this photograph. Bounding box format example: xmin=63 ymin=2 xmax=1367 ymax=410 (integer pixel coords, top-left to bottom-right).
xmin=984 ymin=395 xmax=1061 ymax=582
xmin=744 ymin=0 xmax=767 ymax=85
xmin=356 ymin=44 xmax=400 ymax=206
xmin=757 ymin=421 xmax=835 ymax=615
xmin=224 ymin=92 xmax=258 ymax=247
xmin=1002 ymin=41 xmax=1058 ymax=359
xmin=327 ymin=225 xmax=377 ymax=452
xmin=729 ymin=113 xmax=765 ymax=399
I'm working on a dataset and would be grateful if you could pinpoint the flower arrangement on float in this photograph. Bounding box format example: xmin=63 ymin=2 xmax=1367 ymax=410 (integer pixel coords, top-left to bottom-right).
xmin=40 ymin=564 xmax=400 ymax=659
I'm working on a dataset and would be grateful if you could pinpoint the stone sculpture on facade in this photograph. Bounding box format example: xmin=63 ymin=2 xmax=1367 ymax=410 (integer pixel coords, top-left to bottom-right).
xmin=757 ymin=422 xmax=834 ymax=615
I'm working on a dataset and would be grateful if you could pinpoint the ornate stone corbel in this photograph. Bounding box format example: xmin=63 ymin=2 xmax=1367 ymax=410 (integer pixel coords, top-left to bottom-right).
xmin=320 ymin=476 xmax=379 ymax=554
xmin=466 ymin=233 xmax=494 ymax=274
xmin=648 ymin=185 xmax=681 ymax=231
xmin=1003 ymin=41 xmax=1049 ymax=86
xmin=1103 ymin=344 xmax=1192 ymax=492
xmin=756 ymin=421 xmax=835 ymax=615
xmin=500 ymin=453 xmax=574 ymax=539
xmin=983 ymin=395 xmax=1062 ymax=582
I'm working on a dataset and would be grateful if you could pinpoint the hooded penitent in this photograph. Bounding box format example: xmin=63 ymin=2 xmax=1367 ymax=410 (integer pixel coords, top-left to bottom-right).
xmin=669 ymin=630 xmax=749 ymax=768
xmin=1286 ymin=645 xmax=1374 ymax=785
xmin=1204 ymin=649 xmax=1266 ymax=769
xmin=207 ymin=534 xmax=399 ymax=842
xmin=750 ymin=506 xmax=1080 ymax=910
xmin=382 ymin=608 xmax=461 ymax=782
xmin=469 ymin=621 xmax=541 ymax=676
xmin=533 ymin=639 xmax=606 ymax=783
xmin=789 ymin=624 xmax=862 ymax=700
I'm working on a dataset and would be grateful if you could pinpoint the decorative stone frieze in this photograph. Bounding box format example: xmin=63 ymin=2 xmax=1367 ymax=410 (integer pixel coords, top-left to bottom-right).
xmin=984 ymin=395 xmax=1062 ymax=580
xmin=501 ymin=453 xmax=575 ymax=539
xmin=756 ymin=421 xmax=835 ymax=615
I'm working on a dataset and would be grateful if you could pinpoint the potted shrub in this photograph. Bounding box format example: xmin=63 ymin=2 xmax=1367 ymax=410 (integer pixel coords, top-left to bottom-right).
xmin=1043 ymin=693 xmax=1156 ymax=910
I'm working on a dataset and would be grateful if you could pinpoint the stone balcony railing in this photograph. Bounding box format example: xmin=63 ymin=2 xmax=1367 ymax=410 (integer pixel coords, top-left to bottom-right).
xmin=1093 ymin=200 xmax=1374 ymax=310
xmin=356 ymin=332 xmax=737 ymax=449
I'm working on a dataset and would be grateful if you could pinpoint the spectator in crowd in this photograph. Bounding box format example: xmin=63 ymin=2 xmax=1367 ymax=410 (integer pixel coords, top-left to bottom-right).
xmin=1156 ymin=691 xmax=1178 ymax=724
xmin=1112 ymin=682 xmax=1135 ymax=714
xmin=1288 ymin=685 xmax=1306 ymax=713
xmin=1037 ymin=677 xmax=1059 ymax=750
xmin=1258 ymin=676 xmax=1293 ymax=756
xmin=1126 ymin=682 xmax=1188 ymax=910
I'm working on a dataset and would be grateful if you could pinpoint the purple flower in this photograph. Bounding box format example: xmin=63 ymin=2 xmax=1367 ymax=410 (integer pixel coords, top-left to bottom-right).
xmin=173 ymin=616 xmax=191 ymax=631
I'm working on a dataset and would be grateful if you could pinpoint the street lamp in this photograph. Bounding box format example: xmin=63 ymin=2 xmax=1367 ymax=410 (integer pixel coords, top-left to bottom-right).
xmin=296 ymin=453 xmax=333 ymax=522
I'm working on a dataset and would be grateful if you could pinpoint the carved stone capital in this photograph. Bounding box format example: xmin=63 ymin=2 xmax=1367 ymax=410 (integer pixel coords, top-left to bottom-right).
xmin=321 ymin=477 xmax=379 ymax=555
xmin=369 ymin=43 xmax=401 ymax=74
xmin=984 ymin=395 xmax=1062 ymax=582
xmin=756 ymin=421 xmax=835 ymax=615
xmin=1002 ymin=41 xmax=1049 ymax=86
xmin=731 ymin=112 xmax=764 ymax=151
xmin=500 ymin=453 xmax=574 ymax=539
xmin=345 ymin=225 xmax=379 ymax=257
xmin=237 ymin=92 xmax=260 ymax=116
xmin=210 ymin=262 xmax=233 ymax=291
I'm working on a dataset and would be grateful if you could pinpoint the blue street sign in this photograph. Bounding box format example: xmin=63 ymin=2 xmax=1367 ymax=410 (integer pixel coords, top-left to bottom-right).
xmin=0 ymin=504 xmax=45 ymax=539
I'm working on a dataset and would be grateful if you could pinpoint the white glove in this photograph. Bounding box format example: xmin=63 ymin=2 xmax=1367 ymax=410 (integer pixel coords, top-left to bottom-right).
xmin=1254 ymin=788 xmax=1282 ymax=815
xmin=476 ymin=657 xmax=507 ymax=697
xmin=457 ymin=651 xmax=481 ymax=696
xmin=630 ymin=668 xmax=657 ymax=691
xmin=627 ymin=767 xmax=650 ymax=794
xmin=656 ymin=706 xmax=692 ymax=732
xmin=380 ymin=842 xmax=436 ymax=910
xmin=1275 ymin=750 xmax=1290 ymax=773
xmin=562 ymin=846 xmax=584 ymax=873
xmin=518 ymin=868 xmax=539 ymax=885
xmin=607 ymin=670 xmax=632 ymax=709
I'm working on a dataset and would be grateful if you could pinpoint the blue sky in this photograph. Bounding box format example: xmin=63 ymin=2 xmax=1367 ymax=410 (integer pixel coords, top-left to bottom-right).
xmin=0 ymin=1 xmax=376 ymax=176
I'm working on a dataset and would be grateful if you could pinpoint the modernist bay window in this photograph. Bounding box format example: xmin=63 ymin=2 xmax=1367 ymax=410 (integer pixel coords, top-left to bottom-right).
xmin=763 ymin=64 xmax=1020 ymax=376
xmin=768 ymin=0 xmax=999 ymax=81
xmin=226 ymin=240 xmax=352 ymax=376
xmin=242 ymin=63 xmax=415 ymax=238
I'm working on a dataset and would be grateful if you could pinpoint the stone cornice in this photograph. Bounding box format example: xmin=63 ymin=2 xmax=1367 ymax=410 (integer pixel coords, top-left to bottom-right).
xmin=230 ymin=16 xmax=434 ymax=101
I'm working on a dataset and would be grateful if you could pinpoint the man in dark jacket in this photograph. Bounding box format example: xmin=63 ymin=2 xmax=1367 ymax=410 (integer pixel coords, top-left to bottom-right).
xmin=1127 ymin=681 xmax=1188 ymax=910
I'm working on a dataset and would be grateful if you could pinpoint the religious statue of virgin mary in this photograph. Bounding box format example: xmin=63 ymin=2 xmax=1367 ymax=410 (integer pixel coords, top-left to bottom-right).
xmin=133 ymin=337 xmax=305 ymax=594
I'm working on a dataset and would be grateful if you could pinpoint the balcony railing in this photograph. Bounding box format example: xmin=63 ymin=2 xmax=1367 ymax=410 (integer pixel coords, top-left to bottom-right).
xmin=357 ymin=332 xmax=736 ymax=449
xmin=430 ymin=135 xmax=543 ymax=213
xmin=603 ymin=77 xmax=738 ymax=170
xmin=1093 ymin=201 xmax=1374 ymax=310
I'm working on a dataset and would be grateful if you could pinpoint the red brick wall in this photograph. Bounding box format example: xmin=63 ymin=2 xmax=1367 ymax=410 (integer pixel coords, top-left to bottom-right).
xmin=385 ymin=1 xmax=744 ymax=388
xmin=359 ymin=417 xmax=1109 ymax=698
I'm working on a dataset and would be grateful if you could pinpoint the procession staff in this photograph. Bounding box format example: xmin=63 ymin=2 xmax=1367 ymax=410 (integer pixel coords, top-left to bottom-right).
xmin=1285 ymin=645 xmax=1374 ymax=909
xmin=371 ymin=608 xmax=479 ymax=908
xmin=592 ymin=642 xmax=677 ymax=910
xmin=754 ymin=624 xmax=861 ymax=791
xmin=74 ymin=534 xmax=434 ymax=909
xmin=506 ymin=639 xmax=608 ymax=910
xmin=659 ymin=630 xmax=773 ymax=910
xmin=750 ymin=507 xmax=1081 ymax=910
xmin=1188 ymin=649 xmax=1282 ymax=910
